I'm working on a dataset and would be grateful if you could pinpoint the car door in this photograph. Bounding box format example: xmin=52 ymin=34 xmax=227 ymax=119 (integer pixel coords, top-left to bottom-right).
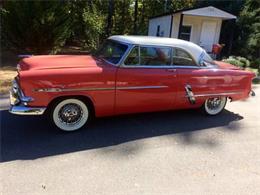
xmin=115 ymin=45 xmax=178 ymax=115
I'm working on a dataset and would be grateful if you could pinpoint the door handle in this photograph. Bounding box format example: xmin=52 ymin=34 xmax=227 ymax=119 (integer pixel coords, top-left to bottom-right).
xmin=166 ymin=69 xmax=177 ymax=72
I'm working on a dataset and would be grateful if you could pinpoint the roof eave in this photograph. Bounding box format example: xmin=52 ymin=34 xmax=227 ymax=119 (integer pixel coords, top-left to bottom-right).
xmin=149 ymin=6 xmax=236 ymax=20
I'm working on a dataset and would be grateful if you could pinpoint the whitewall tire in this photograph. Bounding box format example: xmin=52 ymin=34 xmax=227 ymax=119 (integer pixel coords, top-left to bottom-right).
xmin=52 ymin=98 xmax=89 ymax=131
xmin=203 ymin=97 xmax=227 ymax=116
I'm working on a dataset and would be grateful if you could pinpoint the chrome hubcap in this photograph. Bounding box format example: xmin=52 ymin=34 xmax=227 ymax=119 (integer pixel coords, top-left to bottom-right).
xmin=206 ymin=97 xmax=222 ymax=110
xmin=58 ymin=103 xmax=83 ymax=125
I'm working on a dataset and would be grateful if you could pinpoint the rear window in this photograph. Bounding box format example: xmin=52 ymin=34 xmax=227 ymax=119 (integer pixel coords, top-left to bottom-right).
xmin=172 ymin=48 xmax=196 ymax=66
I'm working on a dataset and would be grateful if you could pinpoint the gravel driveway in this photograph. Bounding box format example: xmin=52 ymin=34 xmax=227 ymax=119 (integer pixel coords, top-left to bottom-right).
xmin=1 ymin=86 xmax=260 ymax=195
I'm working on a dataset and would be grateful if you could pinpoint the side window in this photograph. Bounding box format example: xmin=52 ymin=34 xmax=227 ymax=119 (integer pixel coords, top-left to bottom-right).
xmin=124 ymin=46 xmax=139 ymax=66
xmin=140 ymin=46 xmax=171 ymax=66
xmin=172 ymin=48 xmax=196 ymax=66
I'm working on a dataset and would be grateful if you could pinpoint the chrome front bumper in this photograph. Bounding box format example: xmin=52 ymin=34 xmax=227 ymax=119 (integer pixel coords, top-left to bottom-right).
xmin=9 ymin=79 xmax=46 ymax=115
xmin=9 ymin=105 xmax=46 ymax=115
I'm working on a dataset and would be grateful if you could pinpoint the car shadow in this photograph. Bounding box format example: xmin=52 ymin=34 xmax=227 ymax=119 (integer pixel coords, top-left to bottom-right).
xmin=0 ymin=109 xmax=243 ymax=162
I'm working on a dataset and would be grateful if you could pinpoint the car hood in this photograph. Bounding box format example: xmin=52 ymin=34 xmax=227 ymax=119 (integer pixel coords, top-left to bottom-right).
xmin=214 ymin=61 xmax=241 ymax=70
xmin=19 ymin=55 xmax=99 ymax=71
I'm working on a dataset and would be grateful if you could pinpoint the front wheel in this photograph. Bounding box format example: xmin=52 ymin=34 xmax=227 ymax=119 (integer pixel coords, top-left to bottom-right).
xmin=202 ymin=97 xmax=227 ymax=116
xmin=52 ymin=98 xmax=89 ymax=131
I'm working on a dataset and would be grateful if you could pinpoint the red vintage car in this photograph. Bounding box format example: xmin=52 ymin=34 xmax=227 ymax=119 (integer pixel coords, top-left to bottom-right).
xmin=10 ymin=36 xmax=255 ymax=131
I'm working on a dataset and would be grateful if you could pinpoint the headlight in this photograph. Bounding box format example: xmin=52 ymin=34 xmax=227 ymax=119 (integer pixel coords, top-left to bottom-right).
xmin=10 ymin=79 xmax=20 ymax=105
xmin=12 ymin=79 xmax=19 ymax=94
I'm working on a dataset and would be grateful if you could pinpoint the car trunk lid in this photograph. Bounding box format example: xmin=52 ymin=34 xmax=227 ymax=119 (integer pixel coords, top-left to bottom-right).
xmin=214 ymin=61 xmax=241 ymax=70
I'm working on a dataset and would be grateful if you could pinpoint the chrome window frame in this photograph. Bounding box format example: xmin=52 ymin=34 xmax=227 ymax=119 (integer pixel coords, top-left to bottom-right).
xmin=121 ymin=44 xmax=174 ymax=68
xmin=119 ymin=43 xmax=210 ymax=69
xmin=172 ymin=47 xmax=198 ymax=67
xmin=96 ymin=39 xmax=131 ymax=67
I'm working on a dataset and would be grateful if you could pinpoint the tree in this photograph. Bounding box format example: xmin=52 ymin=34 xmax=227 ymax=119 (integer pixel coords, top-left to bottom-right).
xmin=1 ymin=1 xmax=72 ymax=54
xmin=1 ymin=0 xmax=198 ymax=53
xmin=237 ymin=0 xmax=260 ymax=63
xmin=133 ymin=0 xmax=138 ymax=34
xmin=81 ymin=1 xmax=105 ymax=50
xmin=106 ymin=0 xmax=114 ymax=37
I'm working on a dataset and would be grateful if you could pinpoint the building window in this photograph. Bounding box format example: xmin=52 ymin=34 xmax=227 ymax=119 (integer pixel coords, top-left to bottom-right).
xmin=179 ymin=25 xmax=191 ymax=41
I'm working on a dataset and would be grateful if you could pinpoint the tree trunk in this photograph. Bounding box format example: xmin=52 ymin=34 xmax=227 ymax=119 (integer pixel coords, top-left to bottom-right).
xmin=106 ymin=0 xmax=114 ymax=37
xmin=133 ymin=0 xmax=138 ymax=34
xmin=121 ymin=0 xmax=126 ymax=34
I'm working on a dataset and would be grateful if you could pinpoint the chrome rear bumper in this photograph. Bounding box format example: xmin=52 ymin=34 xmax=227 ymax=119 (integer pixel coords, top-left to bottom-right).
xmin=250 ymin=90 xmax=256 ymax=97
xmin=9 ymin=105 xmax=46 ymax=115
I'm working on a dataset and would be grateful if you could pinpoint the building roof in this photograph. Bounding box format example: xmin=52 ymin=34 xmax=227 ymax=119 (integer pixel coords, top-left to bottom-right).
xmin=182 ymin=6 xmax=236 ymax=19
xmin=149 ymin=6 xmax=236 ymax=20
xmin=109 ymin=35 xmax=205 ymax=62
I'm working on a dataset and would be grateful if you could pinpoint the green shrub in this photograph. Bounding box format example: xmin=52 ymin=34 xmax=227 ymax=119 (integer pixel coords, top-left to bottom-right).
xmin=251 ymin=58 xmax=260 ymax=69
xmin=237 ymin=57 xmax=250 ymax=67
xmin=222 ymin=56 xmax=250 ymax=69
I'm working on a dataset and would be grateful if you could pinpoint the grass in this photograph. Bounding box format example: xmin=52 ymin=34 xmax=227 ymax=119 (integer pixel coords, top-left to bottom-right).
xmin=0 ymin=66 xmax=17 ymax=96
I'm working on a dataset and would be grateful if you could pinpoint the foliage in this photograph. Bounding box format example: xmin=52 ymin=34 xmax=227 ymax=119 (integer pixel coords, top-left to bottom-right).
xmin=1 ymin=1 xmax=73 ymax=54
xmin=1 ymin=0 xmax=259 ymax=62
xmin=222 ymin=56 xmax=250 ymax=69
xmin=251 ymin=58 xmax=260 ymax=74
xmin=234 ymin=0 xmax=260 ymax=62
xmin=82 ymin=4 xmax=105 ymax=51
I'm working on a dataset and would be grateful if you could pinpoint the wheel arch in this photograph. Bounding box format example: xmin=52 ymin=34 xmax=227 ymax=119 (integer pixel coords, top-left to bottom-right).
xmin=46 ymin=95 xmax=95 ymax=117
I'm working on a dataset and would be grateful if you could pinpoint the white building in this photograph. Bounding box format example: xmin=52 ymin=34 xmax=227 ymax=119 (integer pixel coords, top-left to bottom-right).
xmin=148 ymin=6 xmax=236 ymax=52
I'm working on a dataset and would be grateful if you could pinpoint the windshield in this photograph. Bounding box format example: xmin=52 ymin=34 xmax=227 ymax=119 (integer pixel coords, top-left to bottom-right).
xmin=95 ymin=40 xmax=128 ymax=64
xmin=199 ymin=51 xmax=215 ymax=66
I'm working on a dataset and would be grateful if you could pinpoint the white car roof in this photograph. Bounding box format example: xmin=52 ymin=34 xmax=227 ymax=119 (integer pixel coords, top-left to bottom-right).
xmin=109 ymin=35 xmax=205 ymax=62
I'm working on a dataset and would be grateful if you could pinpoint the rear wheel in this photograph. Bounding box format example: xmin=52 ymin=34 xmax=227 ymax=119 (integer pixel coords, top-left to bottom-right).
xmin=52 ymin=98 xmax=89 ymax=131
xmin=202 ymin=97 xmax=227 ymax=115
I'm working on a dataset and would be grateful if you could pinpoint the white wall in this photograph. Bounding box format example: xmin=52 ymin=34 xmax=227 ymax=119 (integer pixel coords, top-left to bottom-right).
xmin=148 ymin=14 xmax=223 ymax=52
xmin=148 ymin=15 xmax=172 ymax=37
xmin=171 ymin=14 xmax=222 ymax=47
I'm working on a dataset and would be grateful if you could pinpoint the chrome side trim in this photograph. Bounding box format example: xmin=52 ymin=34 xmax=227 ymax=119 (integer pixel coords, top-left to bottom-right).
xmin=34 ymin=87 xmax=115 ymax=92
xmin=117 ymin=85 xmax=168 ymax=90
xmin=35 ymin=88 xmax=63 ymax=92
xmin=35 ymin=85 xmax=169 ymax=92
xmin=9 ymin=105 xmax=46 ymax=115
xmin=186 ymin=91 xmax=243 ymax=98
